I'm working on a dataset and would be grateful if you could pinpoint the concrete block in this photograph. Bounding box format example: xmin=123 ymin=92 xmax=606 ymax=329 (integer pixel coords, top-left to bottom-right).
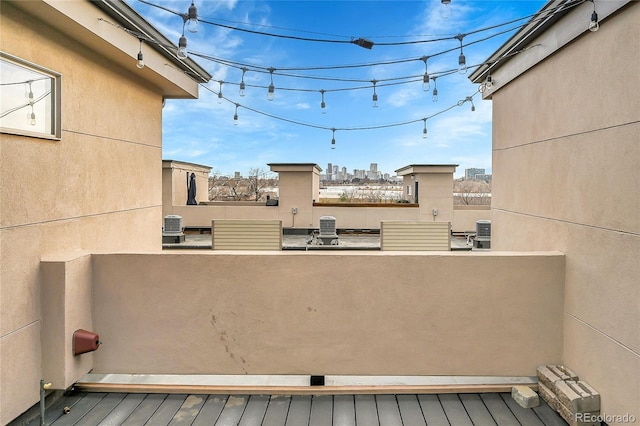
xmin=511 ymin=386 xmax=540 ymax=408
xmin=538 ymin=382 xmax=559 ymax=411
xmin=556 ymin=380 xmax=600 ymax=413
xmin=537 ymin=365 xmax=579 ymax=392
xmin=558 ymin=403 xmax=599 ymax=426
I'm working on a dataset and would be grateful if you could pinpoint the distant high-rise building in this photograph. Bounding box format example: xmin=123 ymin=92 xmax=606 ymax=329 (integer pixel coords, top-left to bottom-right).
xmin=370 ymin=163 xmax=378 ymax=173
xmin=465 ymin=168 xmax=485 ymax=180
xmin=234 ymin=171 xmax=241 ymax=179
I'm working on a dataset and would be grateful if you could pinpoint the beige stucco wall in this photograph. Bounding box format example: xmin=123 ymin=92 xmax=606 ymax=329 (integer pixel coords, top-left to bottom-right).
xmin=172 ymin=204 xmax=485 ymax=233
xmin=489 ymin=2 xmax=639 ymax=421
xmin=0 ymin=1 xmax=196 ymax=421
xmin=91 ymin=251 xmax=564 ymax=376
xmin=453 ymin=205 xmax=491 ymax=233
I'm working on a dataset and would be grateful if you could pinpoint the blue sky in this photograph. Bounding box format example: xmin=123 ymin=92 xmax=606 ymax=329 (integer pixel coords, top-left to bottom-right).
xmin=128 ymin=0 xmax=546 ymax=177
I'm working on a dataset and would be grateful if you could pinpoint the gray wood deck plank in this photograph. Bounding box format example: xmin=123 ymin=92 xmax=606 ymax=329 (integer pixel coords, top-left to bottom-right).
xmin=396 ymin=394 xmax=426 ymax=426
xmin=27 ymin=392 xmax=88 ymax=425
xmin=500 ymin=393 xmax=545 ymax=426
xmin=97 ymin=393 xmax=147 ymax=426
xmin=480 ymin=393 xmax=520 ymax=425
xmin=309 ymin=395 xmax=333 ymax=426
xmin=459 ymin=394 xmax=497 ymax=426
xmin=417 ymin=394 xmax=449 ymax=425
xmin=333 ymin=395 xmax=356 ymax=426
xmin=50 ymin=393 xmax=107 ymax=425
xmin=439 ymin=394 xmax=473 ymax=426
xmin=120 ymin=394 xmax=168 ymax=426
xmin=238 ymin=395 xmax=270 ymax=426
xmin=191 ymin=395 xmax=229 ymax=426
xmin=376 ymin=395 xmax=402 ymax=426
xmin=75 ymin=393 xmax=127 ymax=425
xmin=261 ymin=395 xmax=291 ymax=426
xmin=354 ymin=394 xmax=379 ymax=426
xmin=215 ymin=395 xmax=249 ymax=426
xmin=531 ymin=399 xmax=568 ymax=426
xmin=168 ymin=394 xmax=208 ymax=425
xmin=284 ymin=395 xmax=311 ymax=426
xmin=145 ymin=394 xmax=188 ymax=426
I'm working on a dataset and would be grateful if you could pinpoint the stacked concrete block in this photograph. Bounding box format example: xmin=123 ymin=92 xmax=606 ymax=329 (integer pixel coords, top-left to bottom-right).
xmin=512 ymin=385 xmax=540 ymax=408
xmin=536 ymin=365 xmax=600 ymax=426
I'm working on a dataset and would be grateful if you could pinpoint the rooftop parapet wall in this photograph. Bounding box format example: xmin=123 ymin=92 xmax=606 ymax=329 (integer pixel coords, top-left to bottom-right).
xmin=91 ymin=251 xmax=564 ymax=376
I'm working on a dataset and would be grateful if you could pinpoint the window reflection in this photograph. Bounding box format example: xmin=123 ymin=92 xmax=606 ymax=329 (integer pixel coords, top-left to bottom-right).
xmin=0 ymin=54 xmax=58 ymax=138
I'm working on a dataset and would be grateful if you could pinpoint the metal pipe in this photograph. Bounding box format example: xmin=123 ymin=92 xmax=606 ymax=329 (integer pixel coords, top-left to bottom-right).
xmin=40 ymin=380 xmax=51 ymax=426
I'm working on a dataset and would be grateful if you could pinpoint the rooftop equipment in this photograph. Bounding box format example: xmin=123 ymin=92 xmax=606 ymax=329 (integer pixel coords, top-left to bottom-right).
xmin=474 ymin=219 xmax=491 ymax=249
xmin=319 ymin=216 xmax=339 ymax=245
xmin=163 ymin=215 xmax=185 ymax=243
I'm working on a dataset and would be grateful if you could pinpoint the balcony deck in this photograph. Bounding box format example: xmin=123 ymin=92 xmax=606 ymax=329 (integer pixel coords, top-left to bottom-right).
xmin=28 ymin=392 xmax=567 ymax=425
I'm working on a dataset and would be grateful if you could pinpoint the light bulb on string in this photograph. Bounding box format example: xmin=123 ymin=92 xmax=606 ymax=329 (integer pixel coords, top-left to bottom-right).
xmin=589 ymin=1 xmax=599 ymax=32
xmin=470 ymin=98 xmax=476 ymax=112
xmin=372 ymin=80 xmax=379 ymax=108
xmin=233 ymin=104 xmax=239 ymax=126
xmin=422 ymin=56 xmax=430 ymax=91
xmin=331 ymin=128 xmax=336 ymax=149
xmin=422 ymin=119 xmax=428 ymax=139
xmin=27 ymin=81 xmax=34 ymax=104
xmin=177 ymin=31 xmax=188 ymax=59
xmin=186 ymin=1 xmax=199 ymax=33
xmin=239 ymin=68 xmax=247 ymax=97
xmin=267 ymin=68 xmax=275 ymax=101
xmin=217 ymin=81 xmax=224 ymax=104
xmin=29 ymin=105 xmax=36 ymax=126
xmin=440 ymin=0 xmax=451 ymax=19
xmin=320 ymin=90 xmax=327 ymax=114
xmin=456 ymin=34 xmax=467 ymax=74
xmin=432 ymin=77 xmax=438 ymax=102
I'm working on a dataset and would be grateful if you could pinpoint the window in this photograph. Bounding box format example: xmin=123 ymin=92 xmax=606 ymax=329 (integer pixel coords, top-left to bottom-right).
xmin=0 ymin=52 xmax=61 ymax=139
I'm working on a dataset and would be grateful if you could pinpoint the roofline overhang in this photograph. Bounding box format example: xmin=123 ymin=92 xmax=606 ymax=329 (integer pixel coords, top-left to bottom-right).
xmin=91 ymin=0 xmax=211 ymax=84
xmin=4 ymin=0 xmax=211 ymax=99
xmin=469 ymin=0 xmax=631 ymax=97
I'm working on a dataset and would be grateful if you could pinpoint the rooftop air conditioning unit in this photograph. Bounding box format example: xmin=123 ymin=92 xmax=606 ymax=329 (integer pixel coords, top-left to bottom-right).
xmin=319 ymin=216 xmax=338 ymax=245
xmin=474 ymin=219 xmax=491 ymax=249
xmin=163 ymin=215 xmax=183 ymax=235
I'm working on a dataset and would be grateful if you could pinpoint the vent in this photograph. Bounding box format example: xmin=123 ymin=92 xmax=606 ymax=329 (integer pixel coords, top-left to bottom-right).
xmin=474 ymin=220 xmax=491 ymax=249
xmin=163 ymin=215 xmax=183 ymax=234
xmin=476 ymin=220 xmax=491 ymax=239
xmin=318 ymin=216 xmax=338 ymax=245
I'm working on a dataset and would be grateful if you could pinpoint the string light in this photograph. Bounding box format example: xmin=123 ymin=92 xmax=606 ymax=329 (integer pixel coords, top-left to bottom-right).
xmin=233 ymin=103 xmax=239 ymax=125
xmin=589 ymin=0 xmax=599 ymax=32
xmin=320 ymin=89 xmax=327 ymax=114
xmin=456 ymin=34 xmax=467 ymax=74
xmin=331 ymin=128 xmax=336 ymax=149
xmin=440 ymin=0 xmax=452 ymax=19
xmin=177 ymin=32 xmax=188 ymax=59
xmin=239 ymin=68 xmax=247 ymax=96
xmin=422 ymin=119 xmax=428 ymax=139
xmin=421 ymin=56 xmax=430 ymax=92
xmin=136 ymin=39 xmax=145 ymax=68
xmin=432 ymin=77 xmax=438 ymax=102
xmin=371 ymin=80 xmax=379 ymax=108
xmin=217 ymin=81 xmax=224 ymax=104
xmin=267 ymin=67 xmax=275 ymax=101
xmin=185 ymin=1 xmax=199 ymax=33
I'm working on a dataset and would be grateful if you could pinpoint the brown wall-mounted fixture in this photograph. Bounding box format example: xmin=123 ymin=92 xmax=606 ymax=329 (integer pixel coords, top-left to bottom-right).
xmin=73 ymin=329 xmax=101 ymax=355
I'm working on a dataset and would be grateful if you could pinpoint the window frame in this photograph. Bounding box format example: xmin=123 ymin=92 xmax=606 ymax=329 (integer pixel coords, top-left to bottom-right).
xmin=0 ymin=52 xmax=62 ymax=140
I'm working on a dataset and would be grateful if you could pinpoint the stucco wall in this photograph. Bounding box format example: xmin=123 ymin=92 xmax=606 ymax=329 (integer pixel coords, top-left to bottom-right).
xmin=91 ymin=251 xmax=564 ymax=377
xmin=489 ymin=2 xmax=639 ymax=421
xmin=0 ymin=3 xmax=164 ymax=422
